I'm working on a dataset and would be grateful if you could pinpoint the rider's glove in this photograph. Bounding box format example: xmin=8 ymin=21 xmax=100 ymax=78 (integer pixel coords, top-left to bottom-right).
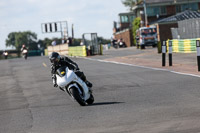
xmin=74 ymin=67 xmax=80 ymax=71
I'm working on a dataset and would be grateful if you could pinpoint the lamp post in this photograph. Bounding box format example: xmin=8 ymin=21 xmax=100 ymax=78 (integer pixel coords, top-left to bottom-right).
xmin=143 ymin=0 xmax=148 ymax=27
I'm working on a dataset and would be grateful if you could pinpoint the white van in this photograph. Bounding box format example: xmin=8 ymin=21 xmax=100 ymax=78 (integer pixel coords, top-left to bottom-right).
xmin=136 ymin=26 xmax=158 ymax=49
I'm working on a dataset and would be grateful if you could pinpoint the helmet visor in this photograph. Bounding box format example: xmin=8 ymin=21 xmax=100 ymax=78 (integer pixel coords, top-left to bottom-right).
xmin=50 ymin=58 xmax=59 ymax=64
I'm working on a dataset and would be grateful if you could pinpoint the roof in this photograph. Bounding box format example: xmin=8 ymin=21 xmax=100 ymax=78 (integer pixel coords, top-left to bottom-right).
xmin=145 ymin=0 xmax=197 ymax=4
xmin=152 ymin=10 xmax=200 ymax=24
xmin=133 ymin=0 xmax=199 ymax=8
xmin=139 ymin=26 xmax=156 ymax=30
xmin=119 ymin=12 xmax=135 ymax=16
xmin=146 ymin=0 xmax=174 ymax=4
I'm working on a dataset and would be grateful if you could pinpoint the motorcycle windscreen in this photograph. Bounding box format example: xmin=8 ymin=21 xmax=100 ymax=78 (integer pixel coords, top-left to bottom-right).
xmin=56 ymin=66 xmax=67 ymax=77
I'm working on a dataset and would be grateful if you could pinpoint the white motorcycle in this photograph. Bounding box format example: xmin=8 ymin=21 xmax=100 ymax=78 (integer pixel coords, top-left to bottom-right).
xmin=56 ymin=66 xmax=94 ymax=106
xmin=22 ymin=49 xmax=28 ymax=60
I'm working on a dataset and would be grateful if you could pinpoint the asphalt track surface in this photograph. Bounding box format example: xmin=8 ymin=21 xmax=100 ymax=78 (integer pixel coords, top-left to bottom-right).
xmin=1 ymin=53 xmax=200 ymax=133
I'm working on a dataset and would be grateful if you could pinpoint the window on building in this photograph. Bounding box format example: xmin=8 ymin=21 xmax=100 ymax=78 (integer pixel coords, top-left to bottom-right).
xmin=147 ymin=7 xmax=160 ymax=16
xmin=176 ymin=5 xmax=181 ymax=13
xmin=121 ymin=15 xmax=129 ymax=23
xmin=160 ymin=6 xmax=167 ymax=15
xmin=181 ymin=3 xmax=198 ymax=11
xmin=182 ymin=4 xmax=190 ymax=10
xmin=188 ymin=3 xmax=198 ymax=10
xmin=147 ymin=6 xmax=167 ymax=16
xmin=129 ymin=15 xmax=136 ymax=23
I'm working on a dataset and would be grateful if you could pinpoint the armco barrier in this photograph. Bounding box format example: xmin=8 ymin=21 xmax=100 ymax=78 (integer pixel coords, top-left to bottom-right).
xmin=167 ymin=39 xmax=200 ymax=53
xmin=68 ymin=46 xmax=87 ymax=57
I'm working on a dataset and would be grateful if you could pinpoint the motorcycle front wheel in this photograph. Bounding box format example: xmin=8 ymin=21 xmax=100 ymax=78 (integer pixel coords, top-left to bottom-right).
xmin=70 ymin=87 xmax=86 ymax=106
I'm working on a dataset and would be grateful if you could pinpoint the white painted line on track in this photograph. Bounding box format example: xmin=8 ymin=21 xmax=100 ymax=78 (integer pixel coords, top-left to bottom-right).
xmin=74 ymin=56 xmax=200 ymax=78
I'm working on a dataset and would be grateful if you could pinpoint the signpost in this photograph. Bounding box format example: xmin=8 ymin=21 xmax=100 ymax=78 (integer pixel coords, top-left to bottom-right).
xmin=41 ymin=21 xmax=68 ymax=39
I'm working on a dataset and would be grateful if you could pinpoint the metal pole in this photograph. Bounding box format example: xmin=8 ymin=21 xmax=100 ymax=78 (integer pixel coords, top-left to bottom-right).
xmin=196 ymin=40 xmax=200 ymax=71
xmin=162 ymin=41 xmax=166 ymax=67
xmin=60 ymin=22 xmax=63 ymax=39
xmin=143 ymin=0 xmax=148 ymax=27
xmin=66 ymin=21 xmax=68 ymax=38
xmin=168 ymin=41 xmax=173 ymax=66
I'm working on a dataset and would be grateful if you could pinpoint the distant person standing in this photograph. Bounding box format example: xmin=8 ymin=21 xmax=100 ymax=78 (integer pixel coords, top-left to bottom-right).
xmin=67 ymin=37 xmax=72 ymax=46
xmin=80 ymin=40 xmax=84 ymax=46
xmin=3 ymin=51 xmax=8 ymax=59
xmin=51 ymin=40 xmax=56 ymax=46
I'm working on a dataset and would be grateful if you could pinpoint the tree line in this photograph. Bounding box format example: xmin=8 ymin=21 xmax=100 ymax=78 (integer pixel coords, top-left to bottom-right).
xmin=5 ymin=31 xmax=110 ymax=52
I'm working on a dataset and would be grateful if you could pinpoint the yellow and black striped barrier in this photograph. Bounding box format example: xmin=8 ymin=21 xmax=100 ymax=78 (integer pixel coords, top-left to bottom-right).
xmin=166 ymin=39 xmax=200 ymax=53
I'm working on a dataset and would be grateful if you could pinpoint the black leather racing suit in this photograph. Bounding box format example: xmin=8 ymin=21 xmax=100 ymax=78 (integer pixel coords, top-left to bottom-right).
xmin=51 ymin=56 xmax=87 ymax=87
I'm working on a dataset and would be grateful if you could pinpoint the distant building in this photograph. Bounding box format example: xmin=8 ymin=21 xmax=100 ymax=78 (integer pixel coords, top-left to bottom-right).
xmin=152 ymin=10 xmax=200 ymax=40
xmin=134 ymin=0 xmax=200 ymax=25
xmin=113 ymin=0 xmax=200 ymax=46
xmin=113 ymin=12 xmax=136 ymax=47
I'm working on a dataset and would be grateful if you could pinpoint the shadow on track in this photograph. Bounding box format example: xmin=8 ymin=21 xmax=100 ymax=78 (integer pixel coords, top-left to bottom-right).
xmin=88 ymin=102 xmax=124 ymax=106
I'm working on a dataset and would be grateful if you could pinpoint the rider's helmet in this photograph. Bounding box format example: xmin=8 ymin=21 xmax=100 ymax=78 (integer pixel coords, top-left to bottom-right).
xmin=49 ymin=52 xmax=61 ymax=65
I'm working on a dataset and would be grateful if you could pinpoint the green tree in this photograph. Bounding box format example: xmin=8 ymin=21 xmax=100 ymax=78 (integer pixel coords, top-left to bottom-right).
xmin=6 ymin=31 xmax=38 ymax=55
xmin=98 ymin=37 xmax=110 ymax=44
xmin=73 ymin=38 xmax=82 ymax=46
xmin=132 ymin=17 xmax=141 ymax=45
xmin=121 ymin=0 xmax=142 ymax=11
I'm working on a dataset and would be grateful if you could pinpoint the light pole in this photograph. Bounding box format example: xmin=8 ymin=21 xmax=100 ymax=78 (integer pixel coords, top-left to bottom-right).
xmin=143 ymin=0 xmax=148 ymax=27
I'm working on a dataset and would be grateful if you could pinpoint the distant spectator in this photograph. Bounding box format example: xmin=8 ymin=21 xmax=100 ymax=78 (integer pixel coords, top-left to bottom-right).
xmin=51 ymin=40 xmax=56 ymax=46
xmin=62 ymin=39 xmax=67 ymax=44
xmin=80 ymin=40 xmax=84 ymax=46
xmin=68 ymin=37 xmax=72 ymax=45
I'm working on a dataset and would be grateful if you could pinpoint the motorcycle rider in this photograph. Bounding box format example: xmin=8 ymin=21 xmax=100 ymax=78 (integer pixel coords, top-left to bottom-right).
xmin=49 ymin=52 xmax=92 ymax=88
xmin=21 ymin=44 xmax=28 ymax=59
xmin=21 ymin=44 xmax=27 ymax=52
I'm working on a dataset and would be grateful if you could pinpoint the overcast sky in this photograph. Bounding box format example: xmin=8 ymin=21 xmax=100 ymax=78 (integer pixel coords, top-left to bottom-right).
xmin=0 ymin=0 xmax=128 ymax=50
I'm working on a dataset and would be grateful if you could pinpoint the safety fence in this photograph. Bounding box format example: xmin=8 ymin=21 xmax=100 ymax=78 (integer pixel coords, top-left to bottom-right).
xmin=166 ymin=39 xmax=200 ymax=53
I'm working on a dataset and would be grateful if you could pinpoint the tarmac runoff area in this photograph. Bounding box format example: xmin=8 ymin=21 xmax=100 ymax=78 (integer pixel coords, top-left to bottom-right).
xmin=85 ymin=47 xmax=200 ymax=78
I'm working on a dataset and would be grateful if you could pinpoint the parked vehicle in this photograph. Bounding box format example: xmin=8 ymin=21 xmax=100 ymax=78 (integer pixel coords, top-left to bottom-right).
xmin=118 ymin=38 xmax=127 ymax=48
xmin=111 ymin=38 xmax=118 ymax=49
xmin=56 ymin=66 xmax=94 ymax=106
xmin=136 ymin=26 xmax=158 ymax=49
